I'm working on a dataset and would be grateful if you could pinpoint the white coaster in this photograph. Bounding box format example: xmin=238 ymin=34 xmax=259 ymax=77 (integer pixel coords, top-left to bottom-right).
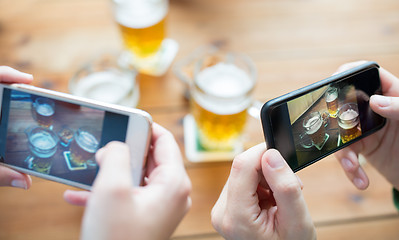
xmin=131 ymin=38 xmax=179 ymax=76
xmin=183 ymin=114 xmax=243 ymax=162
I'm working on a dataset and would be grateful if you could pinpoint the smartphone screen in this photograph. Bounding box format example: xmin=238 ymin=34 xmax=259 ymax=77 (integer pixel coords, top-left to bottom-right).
xmin=0 ymin=88 xmax=129 ymax=188
xmin=261 ymin=63 xmax=386 ymax=171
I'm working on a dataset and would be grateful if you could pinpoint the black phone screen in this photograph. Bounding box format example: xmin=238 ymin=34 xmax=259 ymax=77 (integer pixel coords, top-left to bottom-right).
xmin=0 ymin=88 xmax=129 ymax=188
xmin=262 ymin=64 xmax=386 ymax=171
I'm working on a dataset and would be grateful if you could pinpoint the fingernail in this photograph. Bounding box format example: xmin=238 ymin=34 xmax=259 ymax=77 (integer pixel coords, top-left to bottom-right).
xmin=11 ymin=179 xmax=27 ymax=189
xmin=341 ymin=158 xmax=354 ymax=170
xmin=372 ymin=95 xmax=391 ymax=108
xmin=24 ymin=73 xmax=33 ymax=79
xmin=268 ymin=152 xmax=284 ymax=169
xmin=353 ymin=178 xmax=364 ymax=189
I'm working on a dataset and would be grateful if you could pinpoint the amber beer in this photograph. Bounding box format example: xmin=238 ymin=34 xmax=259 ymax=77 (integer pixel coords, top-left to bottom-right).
xmin=70 ymin=128 xmax=99 ymax=166
xmin=34 ymin=98 xmax=55 ymax=128
xmin=325 ymin=87 xmax=338 ymax=118
xmin=303 ymin=112 xmax=326 ymax=148
xmin=192 ymin=62 xmax=254 ymax=150
xmin=114 ymin=0 xmax=167 ymax=59
xmin=338 ymin=103 xmax=362 ymax=144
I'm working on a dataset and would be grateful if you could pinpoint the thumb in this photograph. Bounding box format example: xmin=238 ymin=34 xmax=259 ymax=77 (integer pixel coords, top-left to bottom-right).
xmin=370 ymin=95 xmax=399 ymax=120
xmin=261 ymin=149 xmax=309 ymax=227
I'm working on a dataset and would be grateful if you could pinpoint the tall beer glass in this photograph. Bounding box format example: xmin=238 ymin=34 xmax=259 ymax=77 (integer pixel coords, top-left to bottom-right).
xmin=302 ymin=111 xmax=327 ymax=150
xmin=33 ymin=98 xmax=55 ymax=128
xmin=338 ymin=103 xmax=362 ymax=144
xmin=191 ymin=52 xmax=256 ymax=151
xmin=325 ymin=86 xmax=338 ymax=118
xmin=112 ymin=0 xmax=168 ymax=61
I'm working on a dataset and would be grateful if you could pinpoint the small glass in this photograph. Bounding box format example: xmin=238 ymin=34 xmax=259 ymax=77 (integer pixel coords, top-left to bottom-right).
xmin=69 ymin=52 xmax=139 ymax=108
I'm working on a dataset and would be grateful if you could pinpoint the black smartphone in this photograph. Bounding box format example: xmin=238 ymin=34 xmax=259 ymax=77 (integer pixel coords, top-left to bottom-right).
xmin=260 ymin=61 xmax=386 ymax=172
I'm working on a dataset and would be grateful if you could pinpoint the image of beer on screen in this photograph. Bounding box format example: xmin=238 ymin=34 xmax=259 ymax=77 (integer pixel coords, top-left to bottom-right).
xmin=286 ymin=81 xmax=363 ymax=166
xmin=4 ymin=90 xmax=104 ymax=186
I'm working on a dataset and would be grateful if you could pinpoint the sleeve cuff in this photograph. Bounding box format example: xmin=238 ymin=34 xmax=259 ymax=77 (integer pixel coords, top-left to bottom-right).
xmin=393 ymin=188 xmax=399 ymax=211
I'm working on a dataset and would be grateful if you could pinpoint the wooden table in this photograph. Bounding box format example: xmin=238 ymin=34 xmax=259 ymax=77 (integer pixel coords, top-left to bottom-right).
xmin=1 ymin=0 xmax=399 ymax=239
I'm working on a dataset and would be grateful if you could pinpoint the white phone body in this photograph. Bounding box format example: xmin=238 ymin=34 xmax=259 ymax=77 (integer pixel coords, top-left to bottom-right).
xmin=0 ymin=83 xmax=152 ymax=190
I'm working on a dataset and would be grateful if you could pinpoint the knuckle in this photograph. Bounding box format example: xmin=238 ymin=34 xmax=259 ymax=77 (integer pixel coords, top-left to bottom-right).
xmin=278 ymin=180 xmax=302 ymax=198
xmin=95 ymin=183 xmax=132 ymax=200
xmin=232 ymin=154 xmax=246 ymax=171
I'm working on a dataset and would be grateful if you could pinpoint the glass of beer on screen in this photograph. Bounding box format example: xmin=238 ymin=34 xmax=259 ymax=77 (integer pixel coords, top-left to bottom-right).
xmin=32 ymin=98 xmax=55 ymax=128
xmin=26 ymin=126 xmax=59 ymax=174
xmin=69 ymin=127 xmax=100 ymax=166
xmin=302 ymin=111 xmax=327 ymax=150
xmin=337 ymin=103 xmax=362 ymax=144
xmin=325 ymin=86 xmax=338 ymax=118
xmin=190 ymin=52 xmax=256 ymax=151
xmin=112 ymin=0 xmax=168 ymax=64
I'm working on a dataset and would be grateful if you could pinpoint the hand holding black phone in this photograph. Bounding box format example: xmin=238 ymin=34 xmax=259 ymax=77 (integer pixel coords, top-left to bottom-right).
xmin=261 ymin=61 xmax=386 ymax=172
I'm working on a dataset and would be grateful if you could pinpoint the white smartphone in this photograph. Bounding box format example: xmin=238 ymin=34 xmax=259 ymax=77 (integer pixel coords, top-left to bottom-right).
xmin=0 ymin=83 xmax=152 ymax=190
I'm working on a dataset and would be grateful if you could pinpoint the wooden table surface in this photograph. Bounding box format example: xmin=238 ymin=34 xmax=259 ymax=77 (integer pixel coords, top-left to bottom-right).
xmin=1 ymin=0 xmax=399 ymax=239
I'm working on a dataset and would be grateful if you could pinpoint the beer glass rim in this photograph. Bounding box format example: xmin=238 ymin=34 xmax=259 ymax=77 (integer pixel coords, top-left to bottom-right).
xmin=35 ymin=97 xmax=55 ymax=106
xmin=338 ymin=102 xmax=358 ymax=115
xmin=302 ymin=111 xmax=321 ymax=128
xmin=192 ymin=52 xmax=257 ymax=100
xmin=27 ymin=126 xmax=59 ymax=146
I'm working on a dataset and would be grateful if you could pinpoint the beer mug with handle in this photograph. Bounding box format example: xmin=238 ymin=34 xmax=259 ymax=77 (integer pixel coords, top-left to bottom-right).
xmin=190 ymin=51 xmax=257 ymax=151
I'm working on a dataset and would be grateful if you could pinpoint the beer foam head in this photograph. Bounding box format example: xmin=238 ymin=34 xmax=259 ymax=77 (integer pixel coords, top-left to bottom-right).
xmin=31 ymin=132 xmax=57 ymax=149
xmin=304 ymin=115 xmax=322 ymax=134
xmin=340 ymin=109 xmax=359 ymax=121
xmin=196 ymin=63 xmax=253 ymax=98
xmin=73 ymin=71 xmax=134 ymax=104
xmin=194 ymin=63 xmax=253 ymax=114
xmin=115 ymin=0 xmax=167 ymax=29
xmin=325 ymin=91 xmax=338 ymax=102
xmin=36 ymin=104 xmax=54 ymax=116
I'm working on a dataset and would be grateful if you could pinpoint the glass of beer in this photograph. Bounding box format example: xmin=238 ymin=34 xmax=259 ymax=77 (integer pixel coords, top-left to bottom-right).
xmin=302 ymin=111 xmax=328 ymax=150
xmin=69 ymin=127 xmax=100 ymax=166
xmin=69 ymin=52 xmax=139 ymax=108
xmin=337 ymin=103 xmax=362 ymax=144
xmin=33 ymin=98 xmax=55 ymax=128
xmin=112 ymin=0 xmax=168 ymax=72
xmin=26 ymin=126 xmax=59 ymax=174
xmin=190 ymin=52 xmax=257 ymax=151
xmin=325 ymin=86 xmax=339 ymax=118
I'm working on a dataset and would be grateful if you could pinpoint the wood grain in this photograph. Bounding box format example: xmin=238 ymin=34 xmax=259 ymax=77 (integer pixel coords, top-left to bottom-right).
xmin=0 ymin=0 xmax=399 ymax=239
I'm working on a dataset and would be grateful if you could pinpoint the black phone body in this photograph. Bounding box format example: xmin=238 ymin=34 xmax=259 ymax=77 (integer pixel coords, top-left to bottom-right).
xmin=261 ymin=62 xmax=386 ymax=172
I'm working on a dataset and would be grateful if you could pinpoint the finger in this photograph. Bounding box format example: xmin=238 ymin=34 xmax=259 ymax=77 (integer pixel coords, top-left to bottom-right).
xmin=63 ymin=189 xmax=90 ymax=206
xmin=0 ymin=166 xmax=32 ymax=189
xmin=212 ymin=144 xmax=266 ymax=232
xmin=149 ymin=123 xmax=184 ymax=166
xmin=93 ymin=141 xmax=133 ymax=190
xmin=332 ymin=60 xmax=368 ymax=75
xmin=0 ymin=66 xmax=33 ymax=84
xmin=261 ymin=149 xmax=307 ymax=224
xmin=379 ymin=67 xmax=399 ymax=96
xmin=146 ymin=123 xmax=186 ymax=186
xmin=227 ymin=143 xmax=266 ymax=203
xmin=370 ymin=95 xmax=399 ymax=120
xmin=334 ymin=146 xmax=369 ymax=190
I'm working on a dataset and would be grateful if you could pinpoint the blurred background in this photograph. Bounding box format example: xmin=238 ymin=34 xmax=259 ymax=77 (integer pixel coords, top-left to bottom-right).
xmin=0 ymin=0 xmax=399 ymax=239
